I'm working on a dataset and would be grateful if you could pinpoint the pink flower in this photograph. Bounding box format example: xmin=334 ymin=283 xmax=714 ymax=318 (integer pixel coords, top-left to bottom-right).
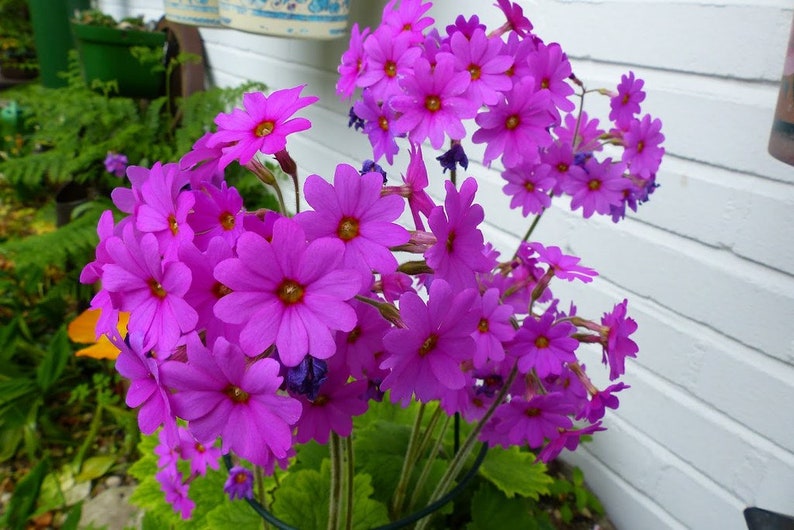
xmin=391 ymin=54 xmax=478 ymax=149
xmin=381 ymin=0 xmax=434 ymax=43
xmin=564 ymin=156 xmax=630 ymax=218
xmin=336 ymin=23 xmax=370 ymax=99
xmin=621 ymin=114 xmax=665 ymax=179
xmin=209 ymin=87 xmax=319 ymax=168
xmin=471 ymin=288 xmax=515 ymax=368
xmin=156 ymin=466 xmax=195 ymax=519
xmin=357 ymin=28 xmax=421 ymax=101
xmin=449 ymin=28 xmax=512 ymax=106
xmin=501 ymin=161 xmax=556 ymax=216
xmin=101 ymin=225 xmax=197 ymax=355
xmin=509 ymin=311 xmax=578 ymax=377
xmin=380 ymin=280 xmax=480 ymax=405
xmin=160 ymin=334 xmax=302 ymax=466
xmin=472 ymin=79 xmax=556 ymax=168
xmin=488 ymin=394 xmax=574 ymax=448
xmin=601 ymin=299 xmax=638 ymax=380
xmin=353 ymin=89 xmax=400 ymax=164
xmin=296 ymin=164 xmax=409 ymax=283
xmin=400 ymin=142 xmax=435 ymax=230
xmin=527 ymin=42 xmax=575 ymax=113
xmin=494 ymin=0 xmax=534 ymax=38
xmin=609 ymin=71 xmax=646 ymax=130
xmin=528 ymin=241 xmax=598 ymax=283
xmin=425 ymin=178 xmax=496 ymax=291
xmin=187 ymin=182 xmax=245 ymax=251
xmin=213 ymin=217 xmax=360 ymax=366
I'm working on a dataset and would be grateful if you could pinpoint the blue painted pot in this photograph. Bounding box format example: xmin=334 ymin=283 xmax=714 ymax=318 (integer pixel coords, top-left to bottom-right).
xmin=219 ymin=0 xmax=350 ymax=40
xmin=164 ymin=0 xmax=222 ymax=27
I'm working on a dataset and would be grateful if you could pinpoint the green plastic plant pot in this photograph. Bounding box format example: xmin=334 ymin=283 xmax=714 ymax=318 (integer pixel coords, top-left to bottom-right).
xmin=71 ymin=23 xmax=167 ymax=99
xmin=28 ymin=0 xmax=92 ymax=88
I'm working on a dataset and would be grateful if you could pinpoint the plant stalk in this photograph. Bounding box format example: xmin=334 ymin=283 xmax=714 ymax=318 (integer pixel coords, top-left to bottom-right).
xmin=408 ymin=413 xmax=451 ymax=512
xmin=389 ymin=402 xmax=426 ymax=519
xmin=328 ymin=433 xmax=342 ymax=530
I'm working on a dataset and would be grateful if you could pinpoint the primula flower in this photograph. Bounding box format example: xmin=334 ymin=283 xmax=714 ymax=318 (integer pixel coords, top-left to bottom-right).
xmin=357 ymin=28 xmax=421 ymax=101
xmin=436 ymin=142 xmax=469 ymax=174
xmin=579 ymin=382 xmax=629 ymax=422
xmin=156 ymin=466 xmax=195 ymax=519
xmin=213 ymin=217 xmax=360 ymax=365
xmin=564 ymin=156 xmax=631 ymax=218
xmin=381 ymin=0 xmax=434 ymax=43
xmin=336 ymin=23 xmax=370 ymax=99
xmin=224 ymin=466 xmax=255 ymax=500
xmin=178 ymin=428 xmax=222 ymax=477
xmin=188 ymin=182 xmax=245 ymax=251
xmin=509 ymin=311 xmax=578 ymax=377
xmin=621 ymin=114 xmax=665 ymax=179
xmin=380 ymin=279 xmax=480 ymax=405
xmin=179 ymin=132 xmax=227 ymax=189
xmin=494 ymin=0 xmax=534 ymax=38
xmin=471 ymin=288 xmax=515 ymax=368
xmin=160 ymin=334 xmax=302 ymax=466
xmin=537 ymin=421 xmax=605 ymax=462
xmin=601 ymin=299 xmax=639 ymax=380
xmin=425 ymin=178 xmax=495 ymax=291
xmin=293 ymin=361 xmax=369 ymax=444
xmin=104 ymin=152 xmax=128 ymax=178
xmin=472 ymin=79 xmax=556 ymax=168
xmin=286 ymin=356 xmax=328 ymax=401
xmin=135 ymin=162 xmax=195 ymax=260
xmin=400 ymin=142 xmax=435 ymax=230
xmin=391 ymin=54 xmax=478 ymax=149
xmin=528 ymin=242 xmax=598 ymax=283
xmin=335 ymin=299 xmax=391 ymax=380
xmin=445 ymin=14 xmax=486 ymax=40
xmin=527 ymin=42 xmax=575 ymax=113
xmin=353 ymin=90 xmax=400 ymax=165
xmin=449 ymin=28 xmax=512 ymax=107
xmin=297 ymin=164 xmax=410 ymax=283
xmin=609 ymin=71 xmax=646 ymax=130
xmin=113 ymin=331 xmax=177 ymax=443
xmin=501 ymin=162 xmax=556 ymax=217
xmin=488 ymin=393 xmax=575 ymax=448
xmin=209 ymin=86 xmax=319 ymax=168
xmin=101 ymin=225 xmax=197 ymax=355
xmin=553 ymin=111 xmax=604 ymax=154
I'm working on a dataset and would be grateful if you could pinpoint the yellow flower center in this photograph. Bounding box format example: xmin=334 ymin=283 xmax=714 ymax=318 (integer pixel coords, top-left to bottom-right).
xmin=468 ymin=64 xmax=481 ymax=81
xmin=505 ymin=115 xmax=520 ymax=130
xmin=148 ymin=279 xmax=167 ymax=299
xmin=425 ymin=95 xmax=441 ymax=112
xmin=384 ymin=60 xmax=397 ymax=78
xmin=418 ymin=334 xmax=438 ymax=357
xmin=168 ymin=214 xmax=179 ymax=235
xmin=378 ymin=116 xmax=389 ymax=131
xmin=337 ymin=216 xmax=360 ymax=241
xmin=277 ymin=279 xmax=305 ymax=305
xmin=534 ymin=336 xmax=550 ymax=349
xmin=224 ymin=385 xmax=250 ymax=403
xmin=588 ymin=179 xmax=601 ymax=191
xmin=478 ymin=318 xmax=490 ymax=333
xmin=254 ymin=120 xmax=275 ymax=137
xmin=220 ymin=212 xmax=236 ymax=231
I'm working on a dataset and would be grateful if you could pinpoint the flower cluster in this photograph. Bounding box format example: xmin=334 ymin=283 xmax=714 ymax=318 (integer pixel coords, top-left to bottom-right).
xmin=339 ymin=0 xmax=664 ymax=222
xmin=81 ymin=0 xmax=659 ymax=519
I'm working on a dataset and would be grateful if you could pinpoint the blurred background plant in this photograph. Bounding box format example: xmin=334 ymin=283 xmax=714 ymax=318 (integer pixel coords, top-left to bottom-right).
xmin=0 ymin=55 xmax=274 ymax=527
xmin=0 ymin=0 xmax=38 ymax=79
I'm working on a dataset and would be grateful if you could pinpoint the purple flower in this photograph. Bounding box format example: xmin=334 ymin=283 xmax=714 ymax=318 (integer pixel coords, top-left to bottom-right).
xmin=336 ymin=23 xmax=370 ymax=99
xmin=471 ymin=288 xmax=515 ymax=368
xmin=436 ymin=142 xmax=469 ymax=174
xmin=209 ymin=87 xmax=319 ymax=168
xmin=353 ymin=89 xmax=400 ymax=164
xmin=160 ymin=334 xmax=302 ymax=466
xmin=527 ymin=42 xmax=575 ymax=113
xmin=488 ymin=393 xmax=575 ymax=448
xmin=187 ymin=182 xmax=245 ymax=251
xmin=621 ymin=114 xmax=665 ymax=179
xmin=156 ymin=466 xmax=194 ymax=519
xmin=472 ymin=79 xmax=556 ymax=168
xmin=449 ymin=28 xmax=512 ymax=106
xmin=104 ymin=152 xmax=128 ymax=178
xmin=381 ymin=0 xmax=434 ymax=43
xmin=296 ymin=164 xmax=409 ymax=283
xmin=380 ymin=280 xmax=480 ymax=405
xmin=224 ymin=466 xmax=255 ymax=500
xmin=601 ymin=299 xmax=638 ymax=380
xmin=501 ymin=161 xmax=555 ymax=217
xmin=425 ymin=178 xmax=495 ymax=291
xmin=494 ymin=0 xmax=534 ymax=38
xmin=357 ymin=28 xmax=421 ymax=101
xmin=579 ymin=382 xmax=629 ymax=422
xmin=564 ymin=156 xmax=630 ymax=219
xmin=509 ymin=311 xmax=578 ymax=377
xmin=609 ymin=71 xmax=646 ymax=130
xmin=213 ymin=217 xmax=360 ymax=366
xmin=391 ymin=54 xmax=477 ymax=149
xmin=101 ymin=225 xmax=197 ymax=355
xmin=286 ymin=355 xmax=328 ymax=401
xmin=529 ymin=241 xmax=598 ymax=283
xmin=400 ymin=142 xmax=435 ymax=231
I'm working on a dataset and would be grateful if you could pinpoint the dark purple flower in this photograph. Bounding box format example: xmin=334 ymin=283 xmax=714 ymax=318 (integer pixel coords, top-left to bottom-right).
xmin=436 ymin=143 xmax=469 ymax=174
xmin=224 ymin=466 xmax=254 ymax=500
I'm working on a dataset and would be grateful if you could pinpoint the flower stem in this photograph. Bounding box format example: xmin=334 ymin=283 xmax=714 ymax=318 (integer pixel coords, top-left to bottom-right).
xmin=390 ymin=402 xmax=426 ymax=519
xmin=328 ymin=433 xmax=342 ymax=530
xmin=415 ymin=363 xmax=519 ymax=530
xmin=343 ymin=435 xmax=354 ymax=530
xmin=408 ymin=413 xmax=451 ymax=512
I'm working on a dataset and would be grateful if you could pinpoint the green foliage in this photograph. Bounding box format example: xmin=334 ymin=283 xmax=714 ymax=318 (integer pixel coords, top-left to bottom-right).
xmin=1 ymin=457 xmax=50 ymax=530
xmin=478 ymin=446 xmax=552 ymax=500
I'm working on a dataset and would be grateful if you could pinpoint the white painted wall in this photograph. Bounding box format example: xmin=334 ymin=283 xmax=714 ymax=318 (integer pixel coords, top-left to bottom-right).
xmin=97 ymin=1 xmax=794 ymax=528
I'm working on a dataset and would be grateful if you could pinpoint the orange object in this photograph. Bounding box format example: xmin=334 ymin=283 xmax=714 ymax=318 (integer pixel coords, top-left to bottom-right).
xmin=67 ymin=308 xmax=129 ymax=360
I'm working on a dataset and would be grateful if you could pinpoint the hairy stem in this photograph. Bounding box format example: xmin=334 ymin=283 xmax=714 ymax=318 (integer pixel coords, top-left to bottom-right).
xmin=390 ymin=402 xmax=426 ymax=519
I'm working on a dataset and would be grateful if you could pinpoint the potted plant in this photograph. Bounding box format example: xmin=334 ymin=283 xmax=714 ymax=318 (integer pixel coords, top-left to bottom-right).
xmin=71 ymin=10 xmax=167 ymax=99
xmin=0 ymin=0 xmax=38 ymax=80
xmin=219 ymin=0 xmax=351 ymax=39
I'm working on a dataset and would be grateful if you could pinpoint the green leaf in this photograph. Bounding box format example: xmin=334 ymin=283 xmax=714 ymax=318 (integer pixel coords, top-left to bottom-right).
xmin=5 ymin=457 xmax=49 ymax=530
xmin=271 ymin=460 xmax=389 ymax=530
xmin=291 ymin=439 xmax=327 ymax=472
xmin=353 ymin=420 xmax=412 ymax=505
xmin=35 ymin=463 xmax=92 ymax=516
xmin=36 ymin=327 xmax=71 ymax=392
xmin=76 ymin=455 xmax=116 ymax=482
xmin=478 ymin=446 xmax=552 ymax=500
xmin=467 ymin=482 xmax=535 ymax=530
xmin=271 ymin=461 xmax=330 ymax=529
xmin=204 ymin=500 xmax=263 ymax=530
xmin=60 ymin=502 xmax=83 ymax=530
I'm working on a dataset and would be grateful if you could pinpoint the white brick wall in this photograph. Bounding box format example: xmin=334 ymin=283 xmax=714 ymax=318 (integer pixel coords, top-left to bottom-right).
xmin=99 ymin=0 xmax=794 ymax=528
